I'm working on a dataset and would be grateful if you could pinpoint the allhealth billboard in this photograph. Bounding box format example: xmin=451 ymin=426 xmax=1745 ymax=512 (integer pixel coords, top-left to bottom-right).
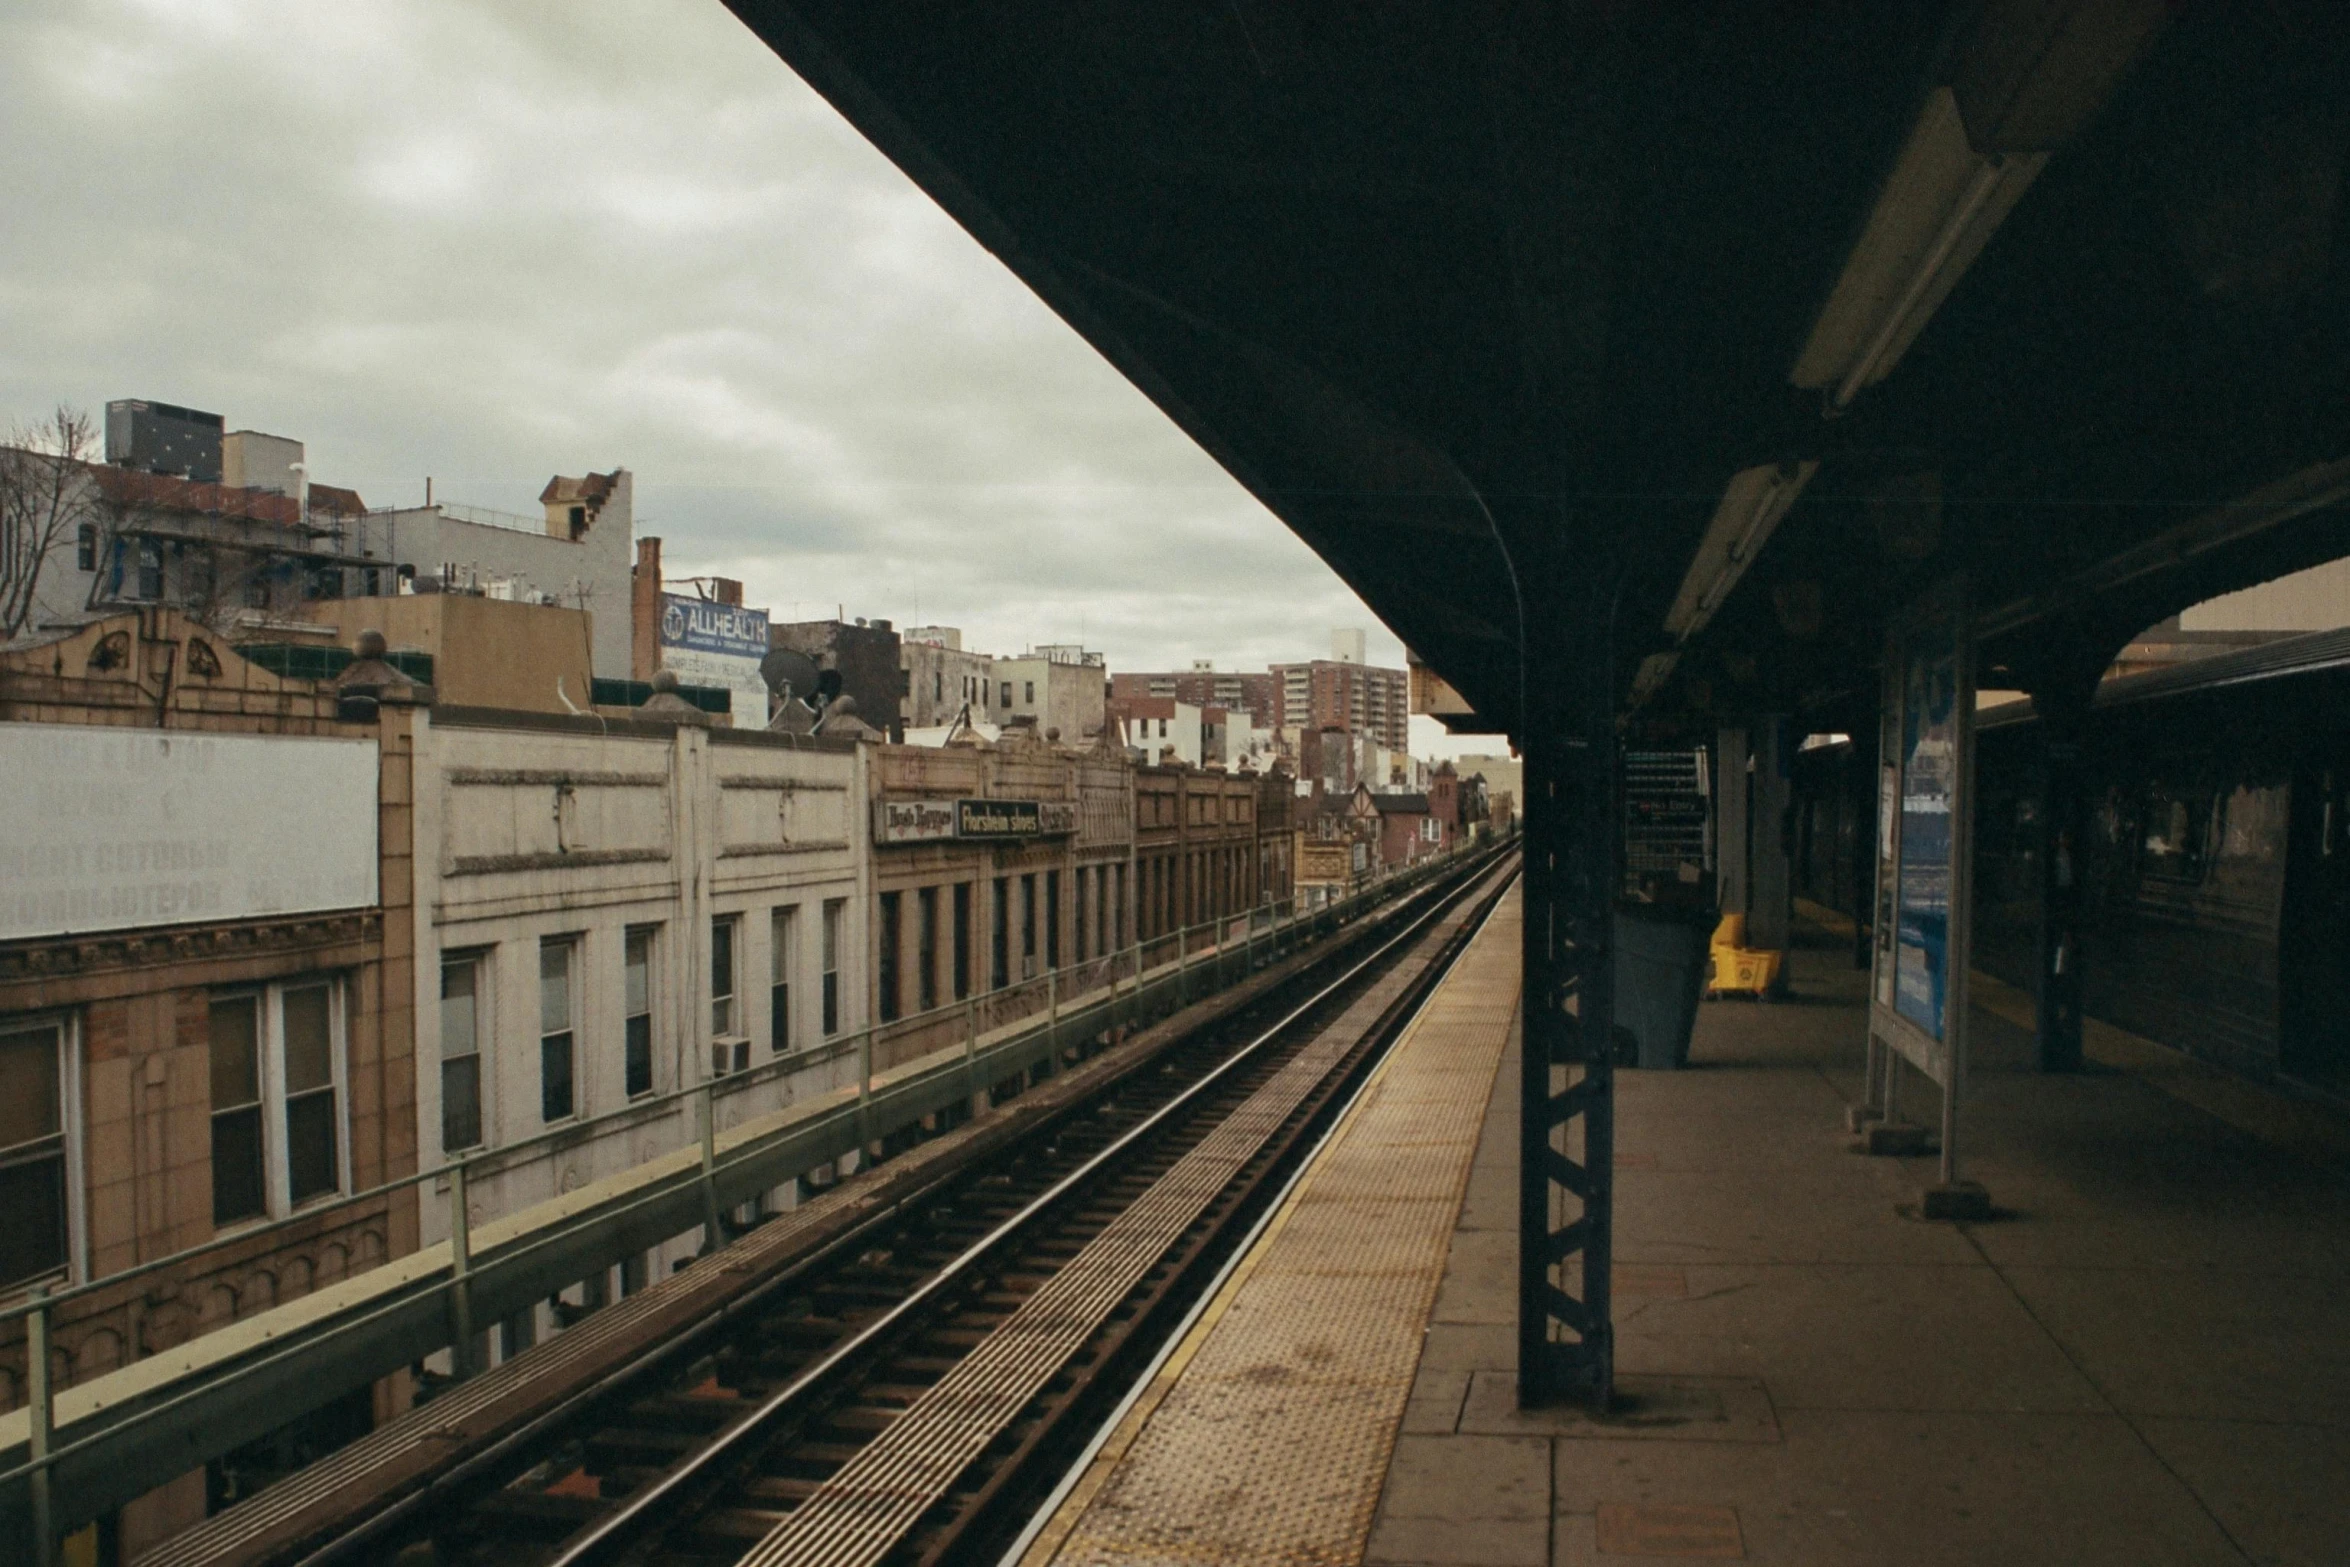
xmin=660 ymin=594 xmax=770 ymax=724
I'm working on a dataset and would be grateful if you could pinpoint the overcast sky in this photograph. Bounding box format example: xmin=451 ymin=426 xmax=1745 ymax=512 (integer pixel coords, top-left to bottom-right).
xmin=1 ymin=0 xmax=1499 ymax=758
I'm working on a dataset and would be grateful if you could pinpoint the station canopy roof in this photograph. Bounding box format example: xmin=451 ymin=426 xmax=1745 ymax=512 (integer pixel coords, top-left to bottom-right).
xmin=728 ymin=0 xmax=2350 ymax=735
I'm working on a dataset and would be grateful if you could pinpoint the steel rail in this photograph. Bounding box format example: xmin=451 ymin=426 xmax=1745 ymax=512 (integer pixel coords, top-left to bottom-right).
xmin=540 ymin=855 xmax=1510 ymax=1567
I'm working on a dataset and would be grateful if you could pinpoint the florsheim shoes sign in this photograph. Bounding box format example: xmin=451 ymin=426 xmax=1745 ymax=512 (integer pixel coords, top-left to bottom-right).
xmin=874 ymin=797 xmax=1078 ymax=844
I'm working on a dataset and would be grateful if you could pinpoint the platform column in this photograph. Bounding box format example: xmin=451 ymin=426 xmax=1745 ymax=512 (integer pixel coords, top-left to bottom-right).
xmin=1748 ymin=718 xmax=1794 ymax=952
xmin=2030 ymin=684 xmax=2091 ymax=1072
xmin=1518 ymin=563 xmax=1620 ymax=1410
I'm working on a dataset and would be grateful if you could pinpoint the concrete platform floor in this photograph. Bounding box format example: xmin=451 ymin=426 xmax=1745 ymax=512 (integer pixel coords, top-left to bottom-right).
xmin=1372 ymin=927 xmax=2350 ymax=1567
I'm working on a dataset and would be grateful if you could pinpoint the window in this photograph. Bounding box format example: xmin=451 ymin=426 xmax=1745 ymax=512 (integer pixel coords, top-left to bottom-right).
xmin=992 ymin=877 xmax=1010 ymax=990
xmin=771 ymin=906 xmax=795 ymax=1054
xmin=624 ymin=928 xmax=655 ymax=1097
xmin=712 ymin=917 xmax=738 ymax=1038
xmin=1021 ymin=873 xmax=1038 ymax=976
xmin=878 ymin=891 xmax=902 ymax=1023
xmin=821 ymin=900 xmax=844 ymax=1036
xmin=282 ymin=984 xmax=338 ymax=1204
xmin=212 ymin=997 xmax=266 ymax=1225
xmin=211 ymin=981 xmax=346 ymax=1225
xmin=934 ymin=671 xmax=943 ymax=702
xmin=1046 ymin=870 xmax=1061 ymax=971
xmin=440 ymin=958 xmax=484 ymax=1153
xmin=75 ymin=524 xmax=96 ymax=572
xmin=1075 ymin=868 xmax=1090 ymax=963
xmin=1025 ymin=680 xmax=1035 ymax=705
xmin=135 ymin=539 xmax=163 ymax=600
xmin=953 ymin=883 xmax=972 ymax=1000
xmin=918 ymin=888 xmax=939 ymax=1012
xmin=541 ymin=941 xmax=576 ymax=1122
xmin=1114 ymin=864 xmax=1126 ymax=950
xmin=0 ymin=1021 xmax=70 ymax=1291
xmin=1000 ymin=680 xmax=1012 ymax=708
xmin=2141 ymin=787 xmax=2214 ymax=883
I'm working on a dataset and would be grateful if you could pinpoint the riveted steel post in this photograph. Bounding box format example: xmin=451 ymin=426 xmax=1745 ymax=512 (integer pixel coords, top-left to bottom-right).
xmin=1518 ymin=539 xmax=1622 ymax=1412
xmin=448 ymin=1160 xmax=475 ymax=1382
xmin=964 ymin=995 xmax=979 ymax=1104
xmin=28 ymin=1284 xmax=54 ymax=1567
xmin=698 ymin=1079 xmax=722 ymax=1254
xmin=858 ymin=1026 xmax=874 ymax=1152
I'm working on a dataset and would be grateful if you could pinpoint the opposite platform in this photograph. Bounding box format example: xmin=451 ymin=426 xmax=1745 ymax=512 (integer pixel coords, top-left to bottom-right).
xmin=1022 ymin=884 xmax=1524 ymax=1567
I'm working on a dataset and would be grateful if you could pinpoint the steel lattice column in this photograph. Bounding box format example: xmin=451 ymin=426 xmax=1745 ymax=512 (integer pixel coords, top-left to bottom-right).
xmin=2030 ymin=682 xmax=2093 ymax=1072
xmin=1518 ymin=564 xmax=1621 ymax=1408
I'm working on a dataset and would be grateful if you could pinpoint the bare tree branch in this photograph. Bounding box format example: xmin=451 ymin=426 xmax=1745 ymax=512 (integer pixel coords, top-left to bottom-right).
xmin=0 ymin=404 xmax=107 ymax=640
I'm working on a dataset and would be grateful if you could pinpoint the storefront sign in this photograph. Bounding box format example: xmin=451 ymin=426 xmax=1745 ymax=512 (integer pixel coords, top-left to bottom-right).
xmin=873 ymin=796 xmax=1077 ymax=845
xmin=874 ymin=798 xmax=958 ymax=844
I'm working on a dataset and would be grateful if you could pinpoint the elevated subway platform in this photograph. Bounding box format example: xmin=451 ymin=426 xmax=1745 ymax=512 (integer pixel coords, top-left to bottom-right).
xmin=1022 ymin=909 xmax=2350 ymax=1567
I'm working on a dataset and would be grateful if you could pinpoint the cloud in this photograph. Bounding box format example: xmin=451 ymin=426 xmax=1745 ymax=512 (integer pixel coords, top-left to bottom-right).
xmin=0 ymin=0 xmax=1418 ymax=684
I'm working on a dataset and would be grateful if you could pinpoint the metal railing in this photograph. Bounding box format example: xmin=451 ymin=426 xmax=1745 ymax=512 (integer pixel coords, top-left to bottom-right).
xmin=0 ymin=836 xmax=1504 ymax=1561
xmin=433 ymin=501 xmax=551 ymax=535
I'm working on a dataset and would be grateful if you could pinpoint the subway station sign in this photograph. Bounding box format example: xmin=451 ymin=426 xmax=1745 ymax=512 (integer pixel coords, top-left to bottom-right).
xmin=874 ymin=796 xmax=1078 ymax=845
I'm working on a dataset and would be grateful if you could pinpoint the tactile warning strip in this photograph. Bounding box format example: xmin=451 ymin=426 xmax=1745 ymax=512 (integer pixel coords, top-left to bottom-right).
xmin=733 ymin=889 xmax=1496 ymax=1567
xmin=1035 ymin=887 xmax=1520 ymax=1567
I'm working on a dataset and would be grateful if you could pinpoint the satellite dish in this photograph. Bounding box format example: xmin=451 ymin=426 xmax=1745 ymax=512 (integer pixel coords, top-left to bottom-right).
xmin=761 ymin=648 xmax=822 ymax=703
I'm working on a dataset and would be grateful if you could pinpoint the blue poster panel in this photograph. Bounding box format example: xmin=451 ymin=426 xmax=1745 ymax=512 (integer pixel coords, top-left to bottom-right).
xmin=1894 ymin=618 xmax=1960 ymax=1040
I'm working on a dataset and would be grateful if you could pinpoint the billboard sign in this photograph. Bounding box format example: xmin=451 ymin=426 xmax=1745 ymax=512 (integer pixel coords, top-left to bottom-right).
xmin=874 ymin=798 xmax=958 ymax=845
xmin=1867 ymin=578 xmax=1974 ymax=1091
xmin=1894 ymin=616 xmax=1961 ymax=1040
xmin=872 ymin=796 xmax=1078 ymax=846
xmin=0 ymin=723 xmax=379 ymax=941
xmin=659 ymin=594 xmax=770 ymax=724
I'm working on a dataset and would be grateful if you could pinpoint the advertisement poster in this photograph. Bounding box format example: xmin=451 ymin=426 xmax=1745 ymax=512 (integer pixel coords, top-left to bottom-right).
xmin=659 ymin=594 xmax=771 ymax=723
xmin=1894 ymin=619 xmax=1960 ymax=1041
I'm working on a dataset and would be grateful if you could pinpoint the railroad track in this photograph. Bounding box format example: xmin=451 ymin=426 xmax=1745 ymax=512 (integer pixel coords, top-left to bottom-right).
xmin=280 ymin=854 xmax=1517 ymax=1567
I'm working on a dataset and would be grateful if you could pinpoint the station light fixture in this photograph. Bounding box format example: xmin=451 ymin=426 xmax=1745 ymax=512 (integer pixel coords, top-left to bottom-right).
xmin=1629 ymin=652 xmax=1679 ymax=710
xmin=1791 ymin=86 xmax=2048 ymax=413
xmin=1663 ymin=459 xmax=1820 ymax=645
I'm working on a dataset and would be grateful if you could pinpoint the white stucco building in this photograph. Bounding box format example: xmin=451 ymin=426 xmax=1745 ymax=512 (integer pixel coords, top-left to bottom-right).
xmin=408 ymin=703 xmax=869 ymax=1352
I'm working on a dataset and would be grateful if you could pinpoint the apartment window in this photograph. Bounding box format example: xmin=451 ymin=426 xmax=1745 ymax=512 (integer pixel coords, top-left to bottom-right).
xmin=1025 ymin=680 xmax=1035 ymax=705
xmin=1075 ymin=868 xmax=1090 ymax=963
xmin=1046 ymin=870 xmax=1061 ymax=971
xmin=1000 ymin=680 xmax=1012 ymax=708
xmin=135 ymin=539 xmax=163 ymax=600
xmin=821 ymin=900 xmax=844 ymax=1036
xmin=933 ymin=671 xmax=943 ymax=702
xmin=953 ymin=883 xmax=972 ymax=1000
xmin=0 ymin=1020 xmax=70 ymax=1291
xmin=440 ymin=957 xmax=484 ymax=1154
xmin=878 ymin=891 xmax=903 ymax=1024
xmin=1021 ymin=873 xmax=1038 ymax=975
xmin=541 ymin=941 xmax=577 ymax=1122
xmin=211 ymin=981 xmax=346 ymax=1225
xmin=75 ymin=524 xmax=96 ymax=572
xmin=918 ymin=888 xmax=940 ymax=1012
xmin=712 ymin=917 xmax=739 ymax=1038
xmin=624 ymin=928 xmax=655 ymax=1098
xmin=1114 ymin=864 xmax=1126 ymax=949
xmin=991 ymin=878 xmax=1010 ymax=990
xmin=771 ymin=907 xmax=795 ymax=1054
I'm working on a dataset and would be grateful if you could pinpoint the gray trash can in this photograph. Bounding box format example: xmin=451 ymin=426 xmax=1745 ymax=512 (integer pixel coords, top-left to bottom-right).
xmin=1613 ymin=904 xmax=1712 ymax=1069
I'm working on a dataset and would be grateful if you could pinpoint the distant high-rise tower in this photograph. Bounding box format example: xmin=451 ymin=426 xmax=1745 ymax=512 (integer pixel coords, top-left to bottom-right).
xmin=1332 ymin=628 xmax=1367 ymax=665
